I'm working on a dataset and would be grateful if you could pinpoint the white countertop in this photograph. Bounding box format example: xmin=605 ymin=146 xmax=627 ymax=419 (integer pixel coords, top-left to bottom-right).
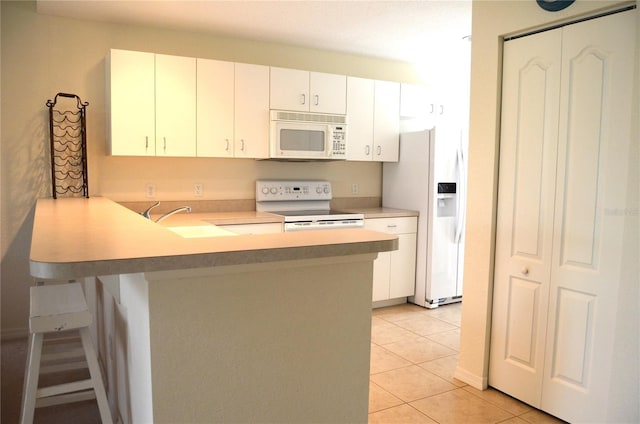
xmin=30 ymin=197 xmax=398 ymax=280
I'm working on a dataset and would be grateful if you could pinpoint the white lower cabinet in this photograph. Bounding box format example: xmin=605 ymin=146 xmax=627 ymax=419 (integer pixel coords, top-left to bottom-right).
xmin=365 ymin=217 xmax=417 ymax=302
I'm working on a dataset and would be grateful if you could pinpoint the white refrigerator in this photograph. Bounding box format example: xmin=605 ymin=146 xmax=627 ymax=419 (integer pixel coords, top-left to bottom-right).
xmin=382 ymin=128 xmax=467 ymax=308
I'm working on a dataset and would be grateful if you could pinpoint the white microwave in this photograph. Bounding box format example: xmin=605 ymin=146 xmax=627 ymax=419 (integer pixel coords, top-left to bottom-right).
xmin=269 ymin=110 xmax=347 ymax=160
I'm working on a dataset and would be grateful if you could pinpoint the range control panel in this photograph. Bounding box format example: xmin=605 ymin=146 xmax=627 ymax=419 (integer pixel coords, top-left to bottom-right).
xmin=256 ymin=180 xmax=332 ymax=201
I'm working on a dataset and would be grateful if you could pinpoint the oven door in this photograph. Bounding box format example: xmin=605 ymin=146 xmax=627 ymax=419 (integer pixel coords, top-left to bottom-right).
xmin=270 ymin=121 xmax=333 ymax=160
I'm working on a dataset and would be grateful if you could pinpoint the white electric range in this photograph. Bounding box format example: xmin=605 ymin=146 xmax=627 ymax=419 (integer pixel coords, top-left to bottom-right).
xmin=255 ymin=180 xmax=364 ymax=232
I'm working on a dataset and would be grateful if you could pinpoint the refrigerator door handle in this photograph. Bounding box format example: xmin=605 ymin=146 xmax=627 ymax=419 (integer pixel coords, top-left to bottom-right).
xmin=454 ymin=141 xmax=466 ymax=244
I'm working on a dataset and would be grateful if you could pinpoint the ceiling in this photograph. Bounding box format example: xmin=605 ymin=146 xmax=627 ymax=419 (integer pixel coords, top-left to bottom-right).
xmin=36 ymin=0 xmax=472 ymax=63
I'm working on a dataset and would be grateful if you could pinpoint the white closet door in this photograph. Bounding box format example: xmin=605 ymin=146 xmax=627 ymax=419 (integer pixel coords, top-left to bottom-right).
xmin=542 ymin=10 xmax=636 ymax=422
xmin=490 ymin=28 xmax=562 ymax=406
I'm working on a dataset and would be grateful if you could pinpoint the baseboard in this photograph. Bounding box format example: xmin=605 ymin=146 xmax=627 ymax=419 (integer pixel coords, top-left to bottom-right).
xmin=372 ymin=297 xmax=407 ymax=309
xmin=2 ymin=327 xmax=29 ymax=341
xmin=454 ymin=365 xmax=487 ymax=390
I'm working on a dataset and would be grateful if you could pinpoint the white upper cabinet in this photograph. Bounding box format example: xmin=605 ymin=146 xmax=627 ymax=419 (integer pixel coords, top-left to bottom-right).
xmin=196 ymin=58 xmax=235 ymax=157
xmin=373 ymin=80 xmax=400 ymax=162
xmin=107 ymin=49 xmax=156 ymax=156
xmin=270 ymin=67 xmax=346 ymax=114
xmin=155 ymin=54 xmax=197 ymax=157
xmin=346 ymin=77 xmax=400 ymax=162
xmin=269 ymin=67 xmax=309 ymax=112
xmin=346 ymin=77 xmax=375 ymax=161
xmin=400 ymin=83 xmax=457 ymax=131
xmin=309 ymin=72 xmax=347 ymax=114
xmin=234 ymin=63 xmax=270 ymax=159
xmin=106 ymin=50 xmax=196 ymax=157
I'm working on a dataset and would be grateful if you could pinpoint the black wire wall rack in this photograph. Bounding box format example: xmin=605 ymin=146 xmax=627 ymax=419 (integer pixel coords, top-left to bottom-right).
xmin=46 ymin=93 xmax=89 ymax=199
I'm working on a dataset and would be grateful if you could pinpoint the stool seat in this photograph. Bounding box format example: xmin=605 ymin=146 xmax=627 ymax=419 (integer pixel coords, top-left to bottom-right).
xmin=20 ymin=282 xmax=113 ymax=424
xmin=29 ymin=283 xmax=92 ymax=333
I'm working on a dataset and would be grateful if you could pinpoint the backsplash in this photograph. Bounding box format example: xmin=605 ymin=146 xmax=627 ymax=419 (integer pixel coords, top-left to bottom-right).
xmin=119 ymin=197 xmax=381 ymax=215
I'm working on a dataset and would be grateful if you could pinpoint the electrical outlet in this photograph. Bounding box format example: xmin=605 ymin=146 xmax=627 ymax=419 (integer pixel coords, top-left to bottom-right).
xmin=351 ymin=183 xmax=359 ymax=195
xmin=145 ymin=183 xmax=156 ymax=198
xmin=194 ymin=183 xmax=203 ymax=197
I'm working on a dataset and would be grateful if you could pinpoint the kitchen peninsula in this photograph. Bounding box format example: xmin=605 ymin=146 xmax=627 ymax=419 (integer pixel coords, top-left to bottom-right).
xmin=30 ymin=197 xmax=398 ymax=423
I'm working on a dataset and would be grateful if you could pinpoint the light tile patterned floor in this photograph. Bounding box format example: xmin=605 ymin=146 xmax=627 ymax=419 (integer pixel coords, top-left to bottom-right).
xmin=369 ymin=302 xmax=566 ymax=424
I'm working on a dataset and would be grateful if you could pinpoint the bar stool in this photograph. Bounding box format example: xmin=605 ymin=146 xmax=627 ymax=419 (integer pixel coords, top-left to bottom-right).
xmin=20 ymin=282 xmax=113 ymax=424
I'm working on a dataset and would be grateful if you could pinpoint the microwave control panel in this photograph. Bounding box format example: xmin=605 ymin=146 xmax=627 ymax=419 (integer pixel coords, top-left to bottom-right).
xmin=332 ymin=126 xmax=347 ymax=158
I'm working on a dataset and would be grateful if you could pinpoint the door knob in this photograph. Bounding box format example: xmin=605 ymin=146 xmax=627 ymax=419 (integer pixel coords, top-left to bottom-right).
xmin=522 ymin=267 xmax=530 ymax=276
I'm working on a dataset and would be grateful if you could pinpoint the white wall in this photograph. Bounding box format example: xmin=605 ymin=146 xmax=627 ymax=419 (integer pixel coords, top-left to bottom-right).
xmin=0 ymin=1 xmax=429 ymax=336
xmin=456 ymin=0 xmax=639 ymax=393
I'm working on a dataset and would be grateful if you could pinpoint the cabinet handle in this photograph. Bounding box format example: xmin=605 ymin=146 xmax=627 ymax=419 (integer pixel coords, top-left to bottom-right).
xmin=439 ymin=105 xmax=444 ymax=115
xmin=314 ymin=94 xmax=319 ymax=106
xmin=145 ymin=136 xmax=149 ymax=149
xmin=430 ymin=104 xmax=435 ymax=114
xmin=241 ymin=139 xmax=245 ymax=152
xmin=387 ymin=224 xmax=397 ymax=228
xmin=163 ymin=137 xmax=167 ymax=152
xmin=225 ymin=138 xmax=230 ymax=151
xmin=377 ymin=146 xmax=382 ymax=156
xmin=522 ymin=267 xmax=530 ymax=276
xmin=300 ymin=94 xmax=306 ymax=105
xmin=365 ymin=145 xmax=370 ymax=156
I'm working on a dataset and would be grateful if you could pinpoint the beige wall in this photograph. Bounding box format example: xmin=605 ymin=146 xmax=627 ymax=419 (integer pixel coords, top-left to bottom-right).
xmin=456 ymin=0 xmax=638 ymax=389
xmin=0 ymin=1 xmax=428 ymax=335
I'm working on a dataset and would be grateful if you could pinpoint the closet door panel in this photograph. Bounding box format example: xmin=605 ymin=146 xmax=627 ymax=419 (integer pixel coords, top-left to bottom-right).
xmin=542 ymin=10 xmax=636 ymax=422
xmin=489 ymin=28 xmax=561 ymax=407
xmin=559 ymin=49 xmax=607 ymax=267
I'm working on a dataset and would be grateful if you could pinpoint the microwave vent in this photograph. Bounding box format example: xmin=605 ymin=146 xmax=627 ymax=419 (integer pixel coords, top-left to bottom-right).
xmin=271 ymin=110 xmax=347 ymax=125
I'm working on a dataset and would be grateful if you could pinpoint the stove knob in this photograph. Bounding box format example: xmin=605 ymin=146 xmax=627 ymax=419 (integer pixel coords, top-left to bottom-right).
xmin=261 ymin=187 xmax=270 ymax=195
xmin=323 ymin=185 xmax=330 ymax=194
xmin=316 ymin=186 xmax=323 ymax=194
xmin=270 ymin=187 xmax=278 ymax=195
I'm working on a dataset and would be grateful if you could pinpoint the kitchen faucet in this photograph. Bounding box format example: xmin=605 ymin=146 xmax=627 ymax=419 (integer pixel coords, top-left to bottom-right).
xmin=156 ymin=206 xmax=192 ymax=223
xmin=141 ymin=201 xmax=192 ymax=223
xmin=141 ymin=201 xmax=160 ymax=219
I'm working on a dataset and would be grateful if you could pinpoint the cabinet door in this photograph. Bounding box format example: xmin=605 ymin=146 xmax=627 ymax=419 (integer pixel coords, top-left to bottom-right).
xmin=197 ymin=59 xmax=234 ymax=157
xmin=107 ymin=49 xmax=155 ymax=156
xmin=389 ymin=233 xmax=417 ymax=298
xmin=371 ymin=252 xmax=392 ymax=302
xmin=235 ymin=63 xmax=269 ymax=158
xmin=270 ymin=67 xmax=309 ymax=112
xmin=367 ymin=217 xmax=418 ymax=302
xmin=373 ymin=80 xmax=400 ymax=162
xmin=155 ymin=54 xmax=196 ymax=157
xmin=346 ymin=77 xmax=374 ymax=161
xmin=309 ymin=72 xmax=346 ymax=114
